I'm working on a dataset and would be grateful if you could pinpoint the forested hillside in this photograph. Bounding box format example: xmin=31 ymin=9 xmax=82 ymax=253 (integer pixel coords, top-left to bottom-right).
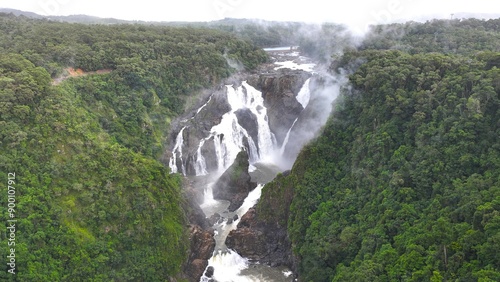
xmin=0 ymin=13 xmax=266 ymax=280
xmin=258 ymin=18 xmax=500 ymax=281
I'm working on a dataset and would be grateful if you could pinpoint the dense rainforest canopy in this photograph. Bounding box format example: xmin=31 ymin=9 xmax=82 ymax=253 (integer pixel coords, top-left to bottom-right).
xmin=257 ymin=18 xmax=500 ymax=281
xmin=2 ymin=10 xmax=500 ymax=281
xmin=0 ymin=13 xmax=266 ymax=280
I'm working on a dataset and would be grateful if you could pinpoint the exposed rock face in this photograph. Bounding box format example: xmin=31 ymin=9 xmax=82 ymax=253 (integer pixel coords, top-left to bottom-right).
xmin=247 ymin=70 xmax=311 ymax=147
xmin=225 ymin=171 xmax=297 ymax=271
xmin=167 ymin=70 xmax=312 ymax=176
xmin=212 ymin=150 xmax=257 ymax=212
xmin=180 ymin=178 xmax=215 ymax=281
xmin=204 ymin=266 xmax=214 ymax=278
xmin=181 ymin=178 xmax=209 ymax=227
xmin=185 ymin=225 xmax=215 ymax=282
xmin=282 ymin=76 xmax=338 ymax=163
xmin=225 ymin=208 xmax=295 ymax=268
xmin=235 ymin=108 xmax=259 ymax=149
xmin=166 ymin=87 xmax=231 ymax=175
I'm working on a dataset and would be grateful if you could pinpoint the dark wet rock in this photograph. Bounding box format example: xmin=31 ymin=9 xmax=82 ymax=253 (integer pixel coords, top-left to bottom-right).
xmin=235 ymin=108 xmax=259 ymax=149
xmin=247 ymin=70 xmax=311 ymax=147
xmin=185 ymin=225 xmax=215 ymax=281
xmin=208 ymin=213 xmax=222 ymax=226
xmin=166 ymin=88 xmax=231 ymax=175
xmin=181 ymin=179 xmax=211 ymax=231
xmin=225 ymin=207 xmax=296 ymax=270
xmin=212 ymin=151 xmax=257 ymax=212
xmin=199 ymin=135 xmax=218 ymax=173
xmin=204 ymin=266 xmax=214 ymax=278
xmin=180 ymin=178 xmax=216 ymax=281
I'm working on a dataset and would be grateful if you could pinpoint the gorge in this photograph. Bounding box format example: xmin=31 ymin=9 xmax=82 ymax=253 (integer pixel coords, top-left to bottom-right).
xmin=2 ymin=12 xmax=499 ymax=282
xmin=167 ymin=49 xmax=342 ymax=281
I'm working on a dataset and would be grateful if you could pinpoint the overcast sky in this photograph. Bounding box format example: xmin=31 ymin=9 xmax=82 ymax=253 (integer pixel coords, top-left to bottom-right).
xmin=1 ymin=0 xmax=498 ymax=34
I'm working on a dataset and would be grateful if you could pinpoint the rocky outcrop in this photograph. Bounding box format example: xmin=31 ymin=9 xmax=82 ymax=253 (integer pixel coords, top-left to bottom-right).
xmin=247 ymin=70 xmax=311 ymax=146
xmin=212 ymin=150 xmax=257 ymax=212
xmin=225 ymin=171 xmax=297 ymax=272
xmin=180 ymin=179 xmax=215 ymax=281
xmin=185 ymin=225 xmax=215 ymax=282
xmin=225 ymin=208 xmax=296 ymax=269
xmin=235 ymin=108 xmax=259 ymax=150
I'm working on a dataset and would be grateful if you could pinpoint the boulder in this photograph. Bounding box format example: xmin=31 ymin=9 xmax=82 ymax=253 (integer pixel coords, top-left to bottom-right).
xmin=208 ymin=213 xmax=222 ymax=226
xmin=204 ymin=266 xmax=214 ymax=278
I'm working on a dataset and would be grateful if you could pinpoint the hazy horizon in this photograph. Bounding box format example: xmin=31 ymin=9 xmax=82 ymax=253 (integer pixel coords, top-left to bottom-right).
xmin=1 ymin=0 xmax=499 ymax=35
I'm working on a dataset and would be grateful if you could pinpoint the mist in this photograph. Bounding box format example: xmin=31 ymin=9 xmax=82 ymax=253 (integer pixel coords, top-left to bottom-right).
xmin=273 ymin=70 xmax=348 ymax=170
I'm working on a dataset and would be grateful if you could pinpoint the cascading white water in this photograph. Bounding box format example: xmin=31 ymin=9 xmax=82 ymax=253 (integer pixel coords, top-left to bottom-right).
xmin=212 ymin=82 xmax=277 ymax=170
xmin=241 ymin=82 xmax=277 ymax=159
xmin=169 ymin=82 xmax=279 ymax=177
xmin=296 ymin=78 xmax=311 ymax=109
xmin=169 ymin=126 xmax=187 ymax=175
xmin=280 ymin=118 xmax=298 ymax=155
xmin=201 ymin=184 xmax=264 ymax=282
xmin=167 ymin=48 xmax=331 ymax=281
xmin=280 ymin=78 xmax=312 ymax=155
xmin=194 ymin=139 xmax=208 ymax=176
xmin=210 ymin=110 xmax=259 ymax=172
xmin=196 ymin=95 xmax=213 ymax=115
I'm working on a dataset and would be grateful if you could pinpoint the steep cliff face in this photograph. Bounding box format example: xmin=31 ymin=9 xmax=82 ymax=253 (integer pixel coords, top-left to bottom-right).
xmin=166 ymin=87 xmax=231 ymax=175
xmin=168 ymin=70 xmax=311 ymax=176
xmin=247 ymin=70 xmax=311 ymax=147
xmin=184 ymin=225 xmax=216 ymax=281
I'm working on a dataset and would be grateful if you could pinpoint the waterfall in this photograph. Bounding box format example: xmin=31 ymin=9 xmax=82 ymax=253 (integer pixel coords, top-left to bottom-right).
xmin=167 ymin=48 xmax=331 ymax=281
xmin=200 ymin=184 xmax=264 ymax=282
xmin=280 ymin=118 xmax=298 ymax=155
xmin=296 ymin=78 xmax=311 ymax=109
xmin=196 ymin=95 xmax=213 ymax=115
xmin=221 ymin=82 xmax=277 ymax=165
xmin=241 ymin=82 xmax=277 ymax=161
xmin=170 ymin=82 xmax=278 ymax=177
xmin=280 ymin=78 xmax=312 ymax=155
xmin=210 ymin=110 xmax=259 ymax=172
xmin=202 ymin=251 xmax=250 ymax=282
xmin=169 ymin=126 xmax=186 ymax=175
xmin=194 ymin=139 xmax=208 ymax=176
